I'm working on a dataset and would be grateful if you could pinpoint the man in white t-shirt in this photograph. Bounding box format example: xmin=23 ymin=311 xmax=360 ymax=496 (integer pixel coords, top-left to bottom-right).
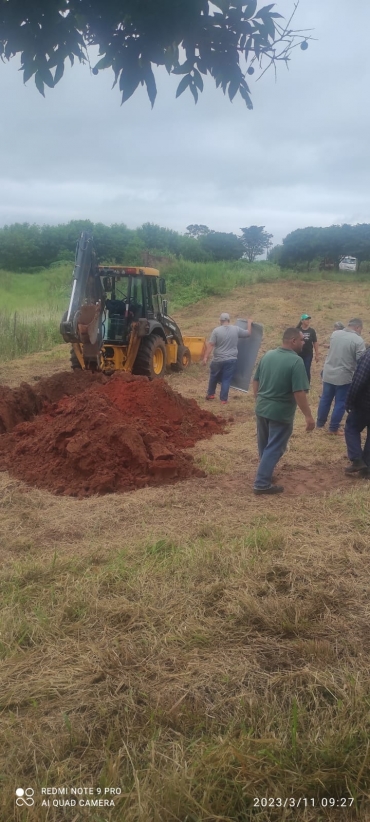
xmin=202 ymin=312 xmax=252 ymax=403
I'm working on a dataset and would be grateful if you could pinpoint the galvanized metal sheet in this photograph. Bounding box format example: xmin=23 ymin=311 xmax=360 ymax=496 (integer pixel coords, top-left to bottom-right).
xmin=230 ymin=319 xmax=264 ymax=393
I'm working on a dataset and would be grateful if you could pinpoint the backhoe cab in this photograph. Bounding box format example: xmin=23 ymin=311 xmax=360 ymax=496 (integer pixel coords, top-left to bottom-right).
xmin=60 ymin=232 xmax=205 ymax=377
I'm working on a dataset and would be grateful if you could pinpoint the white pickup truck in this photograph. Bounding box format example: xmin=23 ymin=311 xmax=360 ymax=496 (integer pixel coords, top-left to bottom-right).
xmin=339 ymin=255 xmax=358 ymax=272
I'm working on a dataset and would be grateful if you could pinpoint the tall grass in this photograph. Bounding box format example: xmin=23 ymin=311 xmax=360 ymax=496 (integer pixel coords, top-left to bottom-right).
xmin=0 ymin=262 xmax=71 ymax=360
xmin=165 ymin=259 xmax=282 ymax=308
xmin=0 ymin=310 xmax=62 ymax=361
xmin=0 ymin=262 xmax=71 ymax=313
xmin=161 ymin=259 xmax=370 ymax=308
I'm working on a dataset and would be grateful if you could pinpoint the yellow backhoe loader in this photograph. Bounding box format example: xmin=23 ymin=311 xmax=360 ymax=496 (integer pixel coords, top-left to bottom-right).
xmin=60 ymin=232 xmax=205 ymax=378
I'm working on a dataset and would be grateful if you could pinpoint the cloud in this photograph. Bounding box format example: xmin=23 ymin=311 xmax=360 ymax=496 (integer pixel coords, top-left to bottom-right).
xmin=1 ymin=0 xmax=370 ymax=244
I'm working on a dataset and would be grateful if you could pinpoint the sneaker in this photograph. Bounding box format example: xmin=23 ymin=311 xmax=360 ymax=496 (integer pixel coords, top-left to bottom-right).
xmin=206 ymin=394 xmax=215 ymax=400
xmin=253 ymin=485 xmax=284 ymax=495
xmin=220 ymin=400 xmax=228 ymax=404
xmin=345 ymin=458 xmax=367 ymax=474
xmin=328 ymin=429 xmax=344 ymax=436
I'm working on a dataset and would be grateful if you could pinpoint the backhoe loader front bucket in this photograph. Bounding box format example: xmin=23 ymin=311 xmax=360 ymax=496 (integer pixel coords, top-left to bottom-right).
xmin=182 ymin=336 xmax=206 ymax=363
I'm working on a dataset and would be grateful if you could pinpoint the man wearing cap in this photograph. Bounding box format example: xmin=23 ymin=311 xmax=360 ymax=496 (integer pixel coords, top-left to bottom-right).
xmin=296 ymin=314 xmax=319 ymax=382
xmin=202 ymin=313 xmax=252 ymax=403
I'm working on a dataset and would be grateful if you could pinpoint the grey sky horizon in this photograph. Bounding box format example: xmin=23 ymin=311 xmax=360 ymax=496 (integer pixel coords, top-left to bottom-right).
xmin=0 ymin=0 xmax=369 ymax=248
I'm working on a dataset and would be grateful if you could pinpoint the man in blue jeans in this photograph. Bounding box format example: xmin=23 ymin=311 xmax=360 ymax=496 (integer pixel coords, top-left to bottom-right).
xmin=252 ymin=328 xmax=315 ymax=495
xmin=202 ymin=313 xmax=252 ymax=403
xmin=344 ymin=347 xmax=370 ymax=477
xmin=316 ymin=318 xmax=366 ymax=435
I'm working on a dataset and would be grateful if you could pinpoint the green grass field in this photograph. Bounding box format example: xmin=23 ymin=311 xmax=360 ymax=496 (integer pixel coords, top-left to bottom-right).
xmin=1 ymin=258 xmax=369 ymax=362
xmin=1 ymin=278 xmax=370 ymax=820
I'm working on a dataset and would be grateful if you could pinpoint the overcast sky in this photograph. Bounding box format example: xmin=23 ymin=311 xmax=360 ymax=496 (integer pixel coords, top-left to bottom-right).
xmin=1 ymin=0 xmax=369 ymax=246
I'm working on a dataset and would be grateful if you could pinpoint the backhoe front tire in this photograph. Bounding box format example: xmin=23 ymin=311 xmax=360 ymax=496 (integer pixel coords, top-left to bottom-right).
xmin=171 ymin=344 xmax=191 ymax=372
xmin=133 ymin=334 xmax=166 ymax=380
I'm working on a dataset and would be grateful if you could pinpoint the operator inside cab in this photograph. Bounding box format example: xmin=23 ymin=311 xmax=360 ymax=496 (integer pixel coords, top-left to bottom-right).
xmin=105 ymin=298 xmax=143 ymax=322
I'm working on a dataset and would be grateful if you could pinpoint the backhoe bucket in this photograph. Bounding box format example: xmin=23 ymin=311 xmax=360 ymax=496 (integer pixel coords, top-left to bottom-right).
xmin=76 ymin=302 xmax=102 ymax=345
xmin=182 ymin=336 xmax=206 ymax=363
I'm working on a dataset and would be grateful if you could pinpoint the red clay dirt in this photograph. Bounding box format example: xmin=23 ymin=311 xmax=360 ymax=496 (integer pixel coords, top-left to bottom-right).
xmin=0 ymin=370 xmax=107 ymax=434
xmin=0 ymin=372 xmax=226 ymax=498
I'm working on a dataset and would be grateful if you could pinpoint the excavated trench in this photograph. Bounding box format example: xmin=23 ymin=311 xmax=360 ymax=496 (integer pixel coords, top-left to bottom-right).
xmin=0 ymin=371 xmax=227 ymax=497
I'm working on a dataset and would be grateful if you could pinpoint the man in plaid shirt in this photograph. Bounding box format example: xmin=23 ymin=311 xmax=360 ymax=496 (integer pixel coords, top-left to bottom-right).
xmin=344 ymin=347 xmax=370 ymax=477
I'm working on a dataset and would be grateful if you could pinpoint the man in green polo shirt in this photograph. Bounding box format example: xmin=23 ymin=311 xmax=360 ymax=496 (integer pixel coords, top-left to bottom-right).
xmin=252 ymin=327 xmax=315 ymax=494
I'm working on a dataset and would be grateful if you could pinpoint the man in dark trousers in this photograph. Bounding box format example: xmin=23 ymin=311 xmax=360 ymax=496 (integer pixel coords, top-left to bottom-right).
xmin=344 ymin=347 xmax=370 ymax=477
xmin=252 ymin=327 xmax=315 ymax=495
xmin=297 ymin=313 xmax=319 ymax=382
xmin=202 ymin=312 xmax=252 ymax=403
xmin=316 ymin=318 xmax=366 ymax=435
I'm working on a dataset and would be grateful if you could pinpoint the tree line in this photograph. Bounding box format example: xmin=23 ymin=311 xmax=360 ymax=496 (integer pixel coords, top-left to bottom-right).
xmin=3 ymin=220 xmax=370 ymax=273
xmin=0 ymin=221 xmax=273 ymax=271
xmin=270 ymin=224 xmax=370 ymax=270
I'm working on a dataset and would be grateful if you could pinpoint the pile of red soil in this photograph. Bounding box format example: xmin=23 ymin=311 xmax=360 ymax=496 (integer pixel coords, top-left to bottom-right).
xmin=0 ymin=372 xmax=226 ymax=497
xmin=0 ymin=371 xmax=107 ymax=434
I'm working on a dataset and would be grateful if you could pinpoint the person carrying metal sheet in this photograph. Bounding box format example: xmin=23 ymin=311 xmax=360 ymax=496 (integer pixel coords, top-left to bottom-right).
xmin=252 ymin=327 xmax=315 ymax=495
xmin=202 ymin=313 xmax=252 ymax=403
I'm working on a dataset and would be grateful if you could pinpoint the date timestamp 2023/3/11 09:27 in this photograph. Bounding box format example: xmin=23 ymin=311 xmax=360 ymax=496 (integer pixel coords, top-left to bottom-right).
xmin=253 ymin=797 xmax=355 ymax=809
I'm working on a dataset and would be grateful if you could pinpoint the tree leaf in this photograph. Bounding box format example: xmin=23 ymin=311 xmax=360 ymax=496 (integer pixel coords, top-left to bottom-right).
xmin=38 ymin=66 xmax=54 ymax=88
xmin=93 ymin=55 xmax=112 ymax=73
xmin=22 ymin=61 xmax=37 ymax=85
xmin=53 ymin=62 xmax=64 ymax=85
xmin=189 ymin=82 xmax=198 ymax=103
xmin=239 ymin=84 xmax=253 ymax=109
xmin=34 ymin=71 xmax=45 ymax=97
xmin=257 ymin=16 xmax=275 ymax=39
xmin=172 ymin=59 xmax=194 ymax=75
xmin=192 ymin=68 xmax=204 ymax=92
xmin=255 ymin=4 xmax=275 ymax=17
xmin=196 ymin=58 xmax=209 ymax=75
xmin=243 ymin=0 xmax=258 ymax=19
xmin=253 ymin=34 xmax=262 ymax=58
xmin=119 ymin=65 xmax=142 ymax=103
xmin=175 ymin=74 xmax=191 ymax=98
xmin=143 ymin=64 xmax=157 ymax=107
xmin=228 ymin=79 xmax=239 ymax=101
xmin=163 ymin=45 xmax=176 ymax=74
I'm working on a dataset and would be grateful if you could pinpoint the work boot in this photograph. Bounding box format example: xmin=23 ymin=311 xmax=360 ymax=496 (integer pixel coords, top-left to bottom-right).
xmin=253 ymin=485 xmax=284 ymax=495
xmin=345 ymin=458 xmax=367 ymax=474
xmin=359 ymin=466 xmax=370 ymax=479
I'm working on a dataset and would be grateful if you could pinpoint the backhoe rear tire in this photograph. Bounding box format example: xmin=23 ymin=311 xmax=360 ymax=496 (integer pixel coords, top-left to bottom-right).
xmin=70 ymin=347 xmax=82 ymax=370
xmin=133 ymin=334 xmax=166 ymax=380
xmin=171 ymin=344 xmax=191 ymax=372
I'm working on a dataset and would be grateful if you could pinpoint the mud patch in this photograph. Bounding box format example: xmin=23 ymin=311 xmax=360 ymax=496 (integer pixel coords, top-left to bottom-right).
xmin=213 ymin=464 xmax=355 ymax=497
xmin=273 ymin=463 xmax=352 ymax=496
